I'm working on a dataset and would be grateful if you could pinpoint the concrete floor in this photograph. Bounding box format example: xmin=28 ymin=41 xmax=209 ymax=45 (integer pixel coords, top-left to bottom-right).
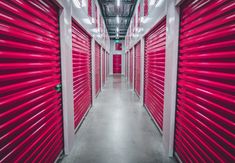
xmin=61 ymin=76 xmax=176 ymax=163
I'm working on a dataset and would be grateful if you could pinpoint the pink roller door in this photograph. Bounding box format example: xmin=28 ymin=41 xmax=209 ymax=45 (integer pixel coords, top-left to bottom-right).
xmin=134 ymin=42 xmax=141 ymax=97
xmin=144 ymin=18 xmax=166 ymax=130
xmin=113 ymin=55 xmax=122 ymax=74
xmin=175 ymin=0 xmax=235 ymax=162
xmin=129 ymin=49 xmax=133 ymax=87
xmin=72 ymin=20 xmax=92 ymax=129
xmin=0 ymin=1 xmax=63 ymax=162
xmin=95 ymin=42 xmax=101 ymax=96
xmin=102 ymin=49 xmax=105 ymax=85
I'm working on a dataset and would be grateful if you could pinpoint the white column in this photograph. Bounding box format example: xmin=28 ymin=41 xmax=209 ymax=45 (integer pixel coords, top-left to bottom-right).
xmin=91 ymin=38 xmax=96 ymax=103
xmin=163 ymin=0 xmax=180 ymax=157
xmin=101 ymin=47 xmax=104 ymax=89
xmin=110 ymin=53 xmax=113 ymax=75
xmin=132 ymin=47 xmax=135 ymax=90
xmin=140 ymin=38 xmax=145 ymax=105
xmin=122 ymin=52 xmax=125 ymax=75
xmin=57 ymin=0 xmax=75 ymax=155
xmin=104 ymin=51 xmax=106 ymax=81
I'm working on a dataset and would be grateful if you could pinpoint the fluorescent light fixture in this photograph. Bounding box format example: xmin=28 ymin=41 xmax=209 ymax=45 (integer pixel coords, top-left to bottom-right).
xmin=91 ymin=28 xmax=99 ymax=33
xmin=137 ymin=28 xmax=142 ymax=33
xmin=91 ymin=18 xmax=95 ymax=23
xmin=117 ymin=0 xmax=120 ymax=7
xmin=82 ymin=0 xmax=87 ymax=7
xmin=140 ymin=17 xmax=144 ymax=23
xmin=155 ymin=0 xmax=164 ymax=7
xmin=116 ymin=33 xmax=119 ymax=38
xmin=116 ymin=16 xmax=120 ymax=24
xmin=142 ymin=17 xmax=151 ymax=24
xmin=116 ymin=27 xmax=119 ymax=32
xmin=149 ymin=0 xmax=156 ymax=6
xmin=73 ymin=0 xmax=81 ymax=8
xmin=169 ymin=17 xmax=175 ymax=24
xmin=82 ymin=18 xmax=92 ymax=25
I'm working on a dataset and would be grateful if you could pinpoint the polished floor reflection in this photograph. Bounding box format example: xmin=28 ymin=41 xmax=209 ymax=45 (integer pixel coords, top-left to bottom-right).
xmin=61 ymin=76 xmax=176 ymax=163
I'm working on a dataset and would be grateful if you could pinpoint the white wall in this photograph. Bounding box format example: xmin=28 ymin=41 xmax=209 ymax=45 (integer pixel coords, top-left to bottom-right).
xmin=109 ymin=40 xmax=125 ymax=75
xmin=125 ymin=0 xmax=167 ymax=51
xmin=56 ymin=0 xmax=111 ymax=155
xmin=71 ymin=0 xmax=110 ymax=51
xmin=163 ymin=0 xmax=180 ymax=157
xmin=57 ymin=0 xmax=75 ymax=155
xmin=57 ymin=0 xmax=180 ymax=158
xmin=125 ymin=0 xmax=182 ymax=158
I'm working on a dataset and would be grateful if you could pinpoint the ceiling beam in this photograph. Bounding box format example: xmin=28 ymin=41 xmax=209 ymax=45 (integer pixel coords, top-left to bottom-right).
xmin=111 ymin=38 xmax=125 ymax=40
xmin=109 ymin=32 xmax=127 ymax=34
xmin=104 ymin=15 xmax=130 ymax=18
xmin=108 ymin=30 xmax=127 ymax=32
xmin=102 ymin=1 xmax=134 ymax=5
xmin=110 ymin=36 xmax=125 ymax=39
xmin=109 ymin=33 xmax=126 ymax=35
xmin=108 ymin=30 xmax=126 ymax=32
xmin=108 ymin=28 xmax=127 ymax=30
xmin=97 ymin=0 xmax=137 ymax=38
xmin=107 ymin=25 xmax=127 ymax=28
xmin=107 ymin=28 xmax=127 ymax=30
xmin=109 ymin=34 xmax=126 ymax=36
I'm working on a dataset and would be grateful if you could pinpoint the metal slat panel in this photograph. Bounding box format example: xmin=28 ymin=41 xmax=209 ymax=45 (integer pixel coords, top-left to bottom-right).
xmin=130 ymin=49 xmax=133 ymax=87
xmin=113 ymin=55 xmax=122 ymax=73
xmin=72 ymin=20 xmax=92 ymax=129
xmin=134 ymin=42 xmax=141 ymax=97
xmin=0 ymin=1 xmax=63 ymax=162
xmin=95 ymin=42 xmax=101 ymax=96
xmin=144 ymin=18 xmax=166 ymax=130
xmin=175 ymin=0 xmax=235 ymax=162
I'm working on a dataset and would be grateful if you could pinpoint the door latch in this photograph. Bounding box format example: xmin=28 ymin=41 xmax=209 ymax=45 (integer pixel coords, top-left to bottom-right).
xmin=55 ymin=84 xmax=62 ymax=92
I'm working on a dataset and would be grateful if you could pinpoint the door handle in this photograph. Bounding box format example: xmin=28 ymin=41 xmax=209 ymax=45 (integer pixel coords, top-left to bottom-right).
xmin=55 ymin=84 xmax=62 ymax=92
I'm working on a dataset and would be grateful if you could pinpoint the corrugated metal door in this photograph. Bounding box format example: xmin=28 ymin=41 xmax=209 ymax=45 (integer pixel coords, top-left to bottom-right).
xmin=95 ymin=42 xmax=101 ymax=96
xmin=175 ymin=1 xmax=235 ymax=162
xmin=130 ymin=49 xmax=133 ymax=87
xmin=113 ymin=55 xmax=122 ymax=73
xmin=72 ymin=20 xmax=92 ymax=129
xmin=134 ymin=42 xmax=141 ymax=97
xmin=144 ymin=18 xmax=166 ymax=130
xmin=102 ymin=49 xmax=105 ymax=85
xmin=0 ymin=1 xmax=63 ymax=162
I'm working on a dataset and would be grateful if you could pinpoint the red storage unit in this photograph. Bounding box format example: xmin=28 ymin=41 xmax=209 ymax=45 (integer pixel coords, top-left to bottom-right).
xmin=113 ymin=55 xmax=122 ymax=74
xmin=175 ymin=1 xmax=235 ymax=162
xmin=102 ymin=49 xmax=105 ymax=85
xmin=72 ymin=20 xmax=92 ymax=129
xmin=134 ymin=42 xmax=141 ymax=97
xmin=95 ymin=42 xmax=101 ymax=96
xmin=144 ymin=18 xmax=166 ymax=130
xmin=0 ymin=1 xmax=63 ymax=162
xmin=130 ymin=49 xmax=133 ymax=87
